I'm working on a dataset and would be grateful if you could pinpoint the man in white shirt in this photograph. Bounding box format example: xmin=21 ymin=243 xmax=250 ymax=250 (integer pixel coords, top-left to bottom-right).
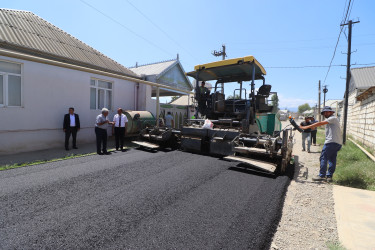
xmin=112 ymin=108 xmax=128 ymax=151
xmin=300 ymin=106 xmax=342 ymax=182
xmin=165 ymin=112 xmax=174 ymax=128
xmin=63 ymin=107 xmax=80 ymax=151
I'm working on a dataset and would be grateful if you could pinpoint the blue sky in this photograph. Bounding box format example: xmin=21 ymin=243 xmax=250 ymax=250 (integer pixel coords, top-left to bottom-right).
xmin=4 ymin=0 xmax=375 ymax=110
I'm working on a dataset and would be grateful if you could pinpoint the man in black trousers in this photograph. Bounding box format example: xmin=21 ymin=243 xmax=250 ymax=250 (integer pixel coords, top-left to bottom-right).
xmin=63 ymin=107 xmax=80 ymax=150
xmin=112 ymin=108 xmax=128 ymax=151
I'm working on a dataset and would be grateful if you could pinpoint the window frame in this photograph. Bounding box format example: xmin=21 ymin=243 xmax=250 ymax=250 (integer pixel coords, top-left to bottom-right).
xmin=90 ymin=77 xmax=113 ymax=110
xmin=0 ymin=60 xmax=23 ymax=108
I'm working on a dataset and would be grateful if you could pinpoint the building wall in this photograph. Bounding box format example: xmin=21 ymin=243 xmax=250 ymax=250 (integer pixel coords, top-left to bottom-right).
xmin=0 ymin=55 xmax=143 ymax=154
xmin=341 ymin=90 xmax=375 ymax=152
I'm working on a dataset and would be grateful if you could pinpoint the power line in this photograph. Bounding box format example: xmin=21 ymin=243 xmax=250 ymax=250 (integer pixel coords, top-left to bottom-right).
xmin=265 ymin=65 xmax=345 ymax=69
xmin=79 ymin=0 xmax=173 ymax=57
xmin=265 ymin=62 xmax=375 ymax=69
xmin=125 ymin=0 xmax=199 ymax=61
xmin=323 ymin=0 xmax=352 ymax=84
xmin=353 ymin=63 xmax=375 ymax=66
xmin=343 ymin=0 xmax=353 ymax=23
xmin=348 ymin=0 xmax=355 ymax=20
xmin=341 ymin=0 xmax=349 ymax=23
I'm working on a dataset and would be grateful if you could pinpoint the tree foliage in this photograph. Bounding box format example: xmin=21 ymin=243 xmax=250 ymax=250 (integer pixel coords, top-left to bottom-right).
xmin=271 ymin=94 xmax=279 ymax=113
xmin=298 ymin=103 xmax=311 ymax=114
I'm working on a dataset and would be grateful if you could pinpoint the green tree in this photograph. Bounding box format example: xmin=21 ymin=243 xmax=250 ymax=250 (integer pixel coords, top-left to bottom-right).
xmin=271 ymin=94 xmax=279 ymax=113
xmin=298 ymin=103 xmax=311 ymax=114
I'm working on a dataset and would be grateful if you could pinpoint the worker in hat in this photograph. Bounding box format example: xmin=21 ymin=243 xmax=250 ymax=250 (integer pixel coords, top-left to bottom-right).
xmin=299 ymin=106 xmax=342 ymax=182
xmin=95 ymin=108 xmax=114 ymax=155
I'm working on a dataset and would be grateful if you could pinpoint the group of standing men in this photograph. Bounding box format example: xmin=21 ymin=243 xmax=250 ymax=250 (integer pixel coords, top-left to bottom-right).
xmin=299 ymin=115 xmax=318 ymax=153
xmin=63 ymin=107 xmax=128 ymax=155
xmin=299 ymin=106 xmax=342 ymax=182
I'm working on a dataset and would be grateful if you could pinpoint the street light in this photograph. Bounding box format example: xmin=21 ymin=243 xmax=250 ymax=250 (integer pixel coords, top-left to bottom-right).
xmin=323 ymin=85 xmax=328 ymax=107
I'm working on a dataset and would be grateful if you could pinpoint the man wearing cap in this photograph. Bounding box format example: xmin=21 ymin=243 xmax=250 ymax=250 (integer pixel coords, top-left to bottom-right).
xmin=95 ymin=108 xmax=114 ymax=155
xmin=300 ymin=106 xmax=342 ymax=182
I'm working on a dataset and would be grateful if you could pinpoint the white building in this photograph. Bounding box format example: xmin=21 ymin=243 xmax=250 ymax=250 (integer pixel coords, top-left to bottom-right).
xmin=130 ymin=59 xmax=193 ymax=128
xmin=0 ymin=9 xmax=187 ymax=154
xmin=340 ymin=66 xmax=375 ymax=150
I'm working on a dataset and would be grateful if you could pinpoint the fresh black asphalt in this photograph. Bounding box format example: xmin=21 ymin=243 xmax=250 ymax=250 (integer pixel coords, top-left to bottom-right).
xmin=0 ymin=149 xmax=293 ymax=249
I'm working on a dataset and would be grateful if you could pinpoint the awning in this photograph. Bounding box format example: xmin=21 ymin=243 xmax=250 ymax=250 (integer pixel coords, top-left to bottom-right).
xmin=186 ymin=56 xmax=266 ymax=82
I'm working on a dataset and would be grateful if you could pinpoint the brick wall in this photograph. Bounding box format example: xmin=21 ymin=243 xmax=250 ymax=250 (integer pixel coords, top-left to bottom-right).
xmin=341 ymin=91 xmax=375 ymax=153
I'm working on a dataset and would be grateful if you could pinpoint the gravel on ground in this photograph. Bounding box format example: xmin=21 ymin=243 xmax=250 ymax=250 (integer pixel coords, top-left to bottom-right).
xmin=271 ymin=123 xmax=339 ymax=250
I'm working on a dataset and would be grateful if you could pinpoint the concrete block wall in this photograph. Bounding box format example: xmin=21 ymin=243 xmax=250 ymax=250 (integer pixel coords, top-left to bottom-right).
xmin=341 ymin=91 xmax=375 ymax=153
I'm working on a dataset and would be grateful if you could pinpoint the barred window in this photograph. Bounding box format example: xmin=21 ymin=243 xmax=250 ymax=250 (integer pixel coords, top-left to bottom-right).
xmin=0 ymin=60 xmax=22 ymax=107
xmin=90 ymin=78 xmax=112 ymax=110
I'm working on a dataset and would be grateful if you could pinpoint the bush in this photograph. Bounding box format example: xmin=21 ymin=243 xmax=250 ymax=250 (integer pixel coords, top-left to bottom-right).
xmin=317 ymin=130 xmax=375 ymax=191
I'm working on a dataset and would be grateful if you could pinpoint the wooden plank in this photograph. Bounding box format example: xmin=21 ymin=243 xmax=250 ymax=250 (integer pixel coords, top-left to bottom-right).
xmin=348 ymin=138 xmax=375 ymax=162
xmin=224 ymin=155 xmax=276 ymax=172
xmin=131 ymin=141 xmax=160 ymax=149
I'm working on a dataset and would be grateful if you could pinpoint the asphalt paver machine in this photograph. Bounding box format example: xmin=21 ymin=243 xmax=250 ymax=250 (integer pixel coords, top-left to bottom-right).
xmin=182 ymin=56 xmax=295 ymax=174
xmin=134 ymin=55 xmax=297 ymax=174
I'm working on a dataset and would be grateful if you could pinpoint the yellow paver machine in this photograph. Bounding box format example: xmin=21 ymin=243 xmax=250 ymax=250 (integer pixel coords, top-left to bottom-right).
xmin=134 ymin=56 xmax=300 ymax=174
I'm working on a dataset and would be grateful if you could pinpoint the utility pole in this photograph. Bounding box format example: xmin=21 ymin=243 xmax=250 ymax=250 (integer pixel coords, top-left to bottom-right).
xmin=318 ymin=80 xmax=321 ymax=122
xmin=341 ymin=20 xmax=360 ymax=145
xmin=212 ymin=44 xmax=227 ymax=60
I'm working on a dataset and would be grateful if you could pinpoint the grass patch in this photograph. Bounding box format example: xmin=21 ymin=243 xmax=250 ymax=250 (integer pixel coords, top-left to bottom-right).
xmin=348 ymin=134 xmax=375 ymax=157
xmin=0 ymin=147 xmax=127 ymax=171
xmin=317 ymin=127 xmax=325 ymax=145
xmin=0 ymin=152 xmax=97 ymax=171
xmin=326 ymin=241 xmax=347 ymax=250
xmin=317 ymin=130 xmax=375 ymax=191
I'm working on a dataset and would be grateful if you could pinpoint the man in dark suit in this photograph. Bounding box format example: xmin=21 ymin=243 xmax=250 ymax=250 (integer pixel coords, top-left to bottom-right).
xmin=63 ymin=107 xmax=80 ymax=150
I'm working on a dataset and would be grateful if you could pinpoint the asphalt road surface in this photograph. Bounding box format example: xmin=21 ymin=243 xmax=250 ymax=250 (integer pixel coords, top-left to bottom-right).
xmin=0 ymin=149 xmax=292 ymax=249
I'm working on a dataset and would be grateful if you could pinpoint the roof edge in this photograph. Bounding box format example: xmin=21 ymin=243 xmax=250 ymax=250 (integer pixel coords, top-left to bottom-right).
xmin=0 ymin=48 xmax=193 ymax=95
xmin=129 ymin=58 xmax=177 ymax=69
xmin=0 ymin=8 xmax=32 ymax=13
xmin=0 ymin=42 xmax=141 ymax=79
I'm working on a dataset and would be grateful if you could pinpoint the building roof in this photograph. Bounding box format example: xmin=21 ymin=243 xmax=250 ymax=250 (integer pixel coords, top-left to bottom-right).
xmin=349 ymin=66 xmax=375 ymax=92
xmin=0 ymin=9 xmax=139 ymax=78
xmin=130 ymin=59 xmax=193 ymax=96
xmin=130 ymin=60 xmax=177 ymax=76
xmin=356 ymin=86 xmax=375 ymax=102
xmin=170 ymin=94 xmax=194 ymax=106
